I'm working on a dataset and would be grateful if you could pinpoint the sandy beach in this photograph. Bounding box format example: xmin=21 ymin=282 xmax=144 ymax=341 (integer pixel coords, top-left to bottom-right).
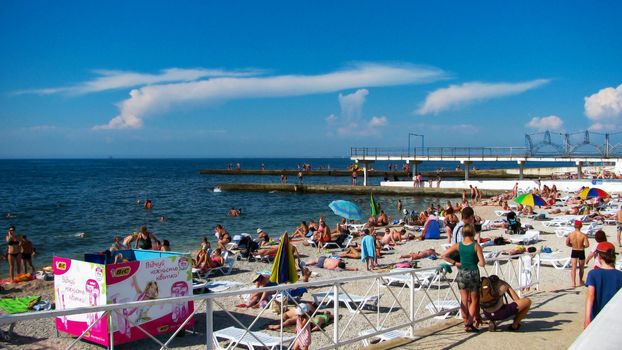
xmin=1 ymin=202 xmax=619 ymax=349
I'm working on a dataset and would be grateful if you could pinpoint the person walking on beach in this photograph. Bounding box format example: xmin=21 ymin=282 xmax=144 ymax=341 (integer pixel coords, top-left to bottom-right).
xmin=19 ymin=235 xmax=36 ymax=274
xmin=6 ymin=225 xmax=22 ymax=282
xmin=566 ymin=221 xmax=589 ymax=288
xmin=584 ymin=241 xmax=622 ymax=328
xmin=442 ymin=225 xmax=485 ymax=332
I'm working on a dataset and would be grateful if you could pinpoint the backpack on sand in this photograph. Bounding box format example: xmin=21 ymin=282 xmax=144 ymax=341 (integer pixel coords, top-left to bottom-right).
xmin=480 ymin=275 xmax=502 ymax=309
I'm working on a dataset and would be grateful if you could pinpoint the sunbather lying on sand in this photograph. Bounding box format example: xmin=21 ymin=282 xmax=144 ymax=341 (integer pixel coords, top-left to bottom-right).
xmin=304 ymin=256 xmax=358 ymax=271
xmin=399 ymin=248 xmax=437 ymax=260
xmin=266 ymin=303 xmax=333 ymax=331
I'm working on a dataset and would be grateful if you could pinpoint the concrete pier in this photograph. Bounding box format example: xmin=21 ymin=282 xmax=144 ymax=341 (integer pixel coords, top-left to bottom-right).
xmin=201 ymin=168 xmax=533 ymax=179
xmin=214 ymin=183 xmax=504 ymax=197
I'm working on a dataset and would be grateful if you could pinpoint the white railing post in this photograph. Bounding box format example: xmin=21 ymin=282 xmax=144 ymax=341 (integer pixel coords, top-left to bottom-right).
xmin=206 ymin=299 xmax=214 ymax=350
xmin=536 ymin=253 xmax=541 ymax=291
xmin=409 ymin=272 xmax=416 ymax=337
xmin=108 ymin=311 xmax=114 ymax=350
xmin=518 ymin=256 xmax=523 ymax=298
xmin=333 ymin=283 xmax=340 ymax=348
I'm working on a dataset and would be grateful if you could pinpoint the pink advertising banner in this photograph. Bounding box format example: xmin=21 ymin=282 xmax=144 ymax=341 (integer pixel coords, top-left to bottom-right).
xmin=54 ymin=252 xmax=194 ymax=346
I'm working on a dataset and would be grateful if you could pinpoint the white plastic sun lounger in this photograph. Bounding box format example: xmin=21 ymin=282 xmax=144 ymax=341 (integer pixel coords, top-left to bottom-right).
xmin=539 ymin=253 xmax=571 ymax=270
xmin=383 ymin=269 xmax=440 ymax=290
xmin=213 ymin=326 xmax=294 ymax=350
xmin=555 ymin=222 xmax=601 ymax=238
xmin=425 ymin=300 xmax=461 ymax=319
xmin=495 ymin=210 xmax=511 ymax=217
xmin=311 ymin=291 xmax=383 ymax=313
xmin=359 ymin=328 xmax=413 ymax=346
xmin=509 ymin=230 xmax=540 ymax=245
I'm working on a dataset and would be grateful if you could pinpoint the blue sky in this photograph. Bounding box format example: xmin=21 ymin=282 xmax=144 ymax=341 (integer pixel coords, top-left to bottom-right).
xmin=1 ymin=1 xmax=621 ymax=158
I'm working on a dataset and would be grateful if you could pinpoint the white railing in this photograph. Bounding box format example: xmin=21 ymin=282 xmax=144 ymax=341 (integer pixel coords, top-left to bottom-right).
xmin=0 ymin=254 xmax=539 ymax=350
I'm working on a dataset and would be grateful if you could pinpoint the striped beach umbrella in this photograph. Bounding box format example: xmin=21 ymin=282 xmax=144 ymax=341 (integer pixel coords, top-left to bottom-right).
xmin=514 ymin=193 xmax=547 ymax=207
xmin=269 ymin=233 xmax=298 ymax=284
xmin=578 ymin=187 xmax=609 ymax=199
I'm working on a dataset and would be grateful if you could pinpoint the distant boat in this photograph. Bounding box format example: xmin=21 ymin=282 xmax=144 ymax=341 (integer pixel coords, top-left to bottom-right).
xmin=213 ymin=187 xmax=222 ymax=193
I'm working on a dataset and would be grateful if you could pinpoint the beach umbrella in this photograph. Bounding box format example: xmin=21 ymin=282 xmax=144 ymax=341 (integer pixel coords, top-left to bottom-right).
xmin=370 ymin=193 xmax=379 ymax=217
xmin=328 ymin=200 xmax=364 ymax=221
xmin=514 ymin=193 xmax=547 ymax=207
xmin=269 ymin=233 xmax=298 ymax=284
xmin=578 ymin=187 xmax=609 ymax=199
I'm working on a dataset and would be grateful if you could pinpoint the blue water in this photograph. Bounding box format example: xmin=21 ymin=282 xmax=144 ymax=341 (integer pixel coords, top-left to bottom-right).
xmin=0 ymin=158 xmax=570 ymax=272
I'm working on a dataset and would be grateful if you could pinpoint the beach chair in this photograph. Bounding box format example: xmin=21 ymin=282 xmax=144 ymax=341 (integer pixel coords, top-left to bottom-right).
xmin=383 ymin=269 xmax=440 ymax=290
xmin=213 ymin=326 xmax=294 ymax=350
xmin=359 ymin=328 xmax=413 ymax=347
xmin=425 ymin=300 xmax=461 ymax=319
xmin=495 ymin=210 xmax=511 ymax=217
xmin=311 ymin=291 xmax=383 ymax=313
xmin=509 ymin=230 xmax=540 ymax=245
xmin=555 ymin=222 xmax=600 ymax=238
xmin=539 ymin=253 xmax=571 ymax=270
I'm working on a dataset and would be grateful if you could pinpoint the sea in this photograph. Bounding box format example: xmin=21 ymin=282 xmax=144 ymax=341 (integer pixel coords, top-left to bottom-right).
xmin=0 ymin=158 xmax=572 ymax=273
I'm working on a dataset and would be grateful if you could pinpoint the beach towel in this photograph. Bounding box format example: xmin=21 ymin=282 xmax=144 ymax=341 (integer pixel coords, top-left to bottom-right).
xmin=360 ymin=235 xmax=376 ymax=262
xmin=520 ymin=255 xmax=533 ymax=288
xmin=0 ymin=296 xmax=41 ymax=314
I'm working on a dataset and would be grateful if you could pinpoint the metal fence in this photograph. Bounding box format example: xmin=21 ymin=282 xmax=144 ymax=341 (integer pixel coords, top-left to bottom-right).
xmin=0 ymin=254 xmax=539 ymax=350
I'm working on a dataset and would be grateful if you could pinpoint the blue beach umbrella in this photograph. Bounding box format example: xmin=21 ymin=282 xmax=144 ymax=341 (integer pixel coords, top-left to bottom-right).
xmin=269 ymin=234 xmax=298 ymax=284
xmin=328 ymin=200 xmax=364 ymax=221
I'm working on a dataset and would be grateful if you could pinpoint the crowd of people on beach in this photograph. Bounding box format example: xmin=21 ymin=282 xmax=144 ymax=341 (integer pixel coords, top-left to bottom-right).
xmin=4 ymin=172 xmax=622 ymax=348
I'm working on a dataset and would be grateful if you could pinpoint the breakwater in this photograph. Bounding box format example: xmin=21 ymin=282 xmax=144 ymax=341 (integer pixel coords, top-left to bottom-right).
xmin=214 ymin=183 xmax=505 ymax=197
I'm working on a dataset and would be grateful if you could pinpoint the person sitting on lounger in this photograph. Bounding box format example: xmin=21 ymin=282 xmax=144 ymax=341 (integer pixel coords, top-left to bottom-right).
xmin=480 ymin=276 xmax=532 ymax=331
xmin=377 ymin=211 xmax=389 ymax=226
xmin=291 ymin=221 xmax=310 ymax=239
xmin=210 ymin=248 xmax=225 ymax=267
xmin=304 ymin=256 xmax=358 ymax=271
xmin=399 ymin=248 xmax=438 ymax=260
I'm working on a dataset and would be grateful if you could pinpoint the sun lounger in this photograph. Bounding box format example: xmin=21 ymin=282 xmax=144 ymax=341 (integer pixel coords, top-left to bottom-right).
xmin=311 ymin=291 xmax=383 ymax=313
xmin=555 ymin=222 xmax=601 ymax=238
xmin=359 ymin=328 xmax=412 ymax=347
xmin=425 ymin=300 xmax=460 ymax=319
xmin=539 ymin=253 xmax=571 ymax=270
xmin=348 ymin=223 xmax=366 ymax=232
xmin=509 ymin=230 xmax=540 ymax=245
xmin=383 ymin=269 xmax=440 ymax=290
xmin=213 ymin=326 xmax=294 ymax=350
xmin=495 ymin=210 xmax=511 ymax=217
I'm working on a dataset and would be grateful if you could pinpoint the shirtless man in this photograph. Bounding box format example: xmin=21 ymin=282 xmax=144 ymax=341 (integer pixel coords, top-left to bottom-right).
xmin=617 ymin=206 xmax=622 ymax=247
xmin=511 ymin=182 xmax=519 ymax=198
xmin=399 ymin=248 xmax=437 ymax=260
xmin=304 ymin=256 xmax=358 ymax=271
xmin=376 ymin=211 xmax=389 ymax=226
xmin=566 ymin=221 xmax=590 ymax=287
xmin=19 ymin=235 xmax=36 ymax=274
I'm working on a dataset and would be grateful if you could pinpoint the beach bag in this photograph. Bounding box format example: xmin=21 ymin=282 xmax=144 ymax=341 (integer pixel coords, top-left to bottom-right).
xmin=480 ymin=275 xmax=502 ymax=309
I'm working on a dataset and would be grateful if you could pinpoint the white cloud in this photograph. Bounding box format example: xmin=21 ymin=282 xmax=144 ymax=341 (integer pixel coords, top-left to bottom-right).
xmin=17 ymin=68 xmax=261 ymax=95
xmin=417 ymin=79 xmax=550 ymax=115
xmin=330 ymin=89 xmax=389 ymax=137
xmin=584 ymin=84 xmax=622 ymax=131
xmin=525 ymin=115 xmax=563 ymax=131
xmin=94 ymin=63 xmax=446 ymax=130
xmin=369 ymin=116 xmax=387 ymax=127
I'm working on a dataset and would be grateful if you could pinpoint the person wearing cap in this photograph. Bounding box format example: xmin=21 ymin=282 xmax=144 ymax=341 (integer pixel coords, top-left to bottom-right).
xmin=256 ymin=228 xmax=270 ymax=247
xmin=566 ymin=220 xmax=590 ymax=288
xmin=585 ymin=230 xmax=608 ymax=269
xmin=241 ymin=274 xmax=277 ymax=309
xmin=584 ymin=241 xmax=622 ymax=328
